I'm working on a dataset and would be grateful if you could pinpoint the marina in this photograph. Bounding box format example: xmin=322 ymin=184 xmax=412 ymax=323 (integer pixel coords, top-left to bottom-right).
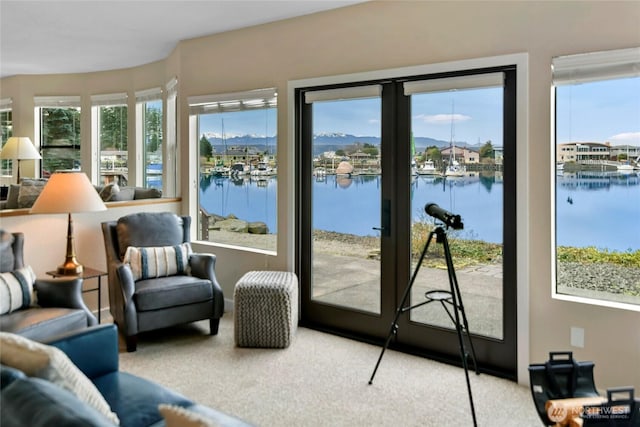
xmin=199 ymin=169 xmax=640 ymax=252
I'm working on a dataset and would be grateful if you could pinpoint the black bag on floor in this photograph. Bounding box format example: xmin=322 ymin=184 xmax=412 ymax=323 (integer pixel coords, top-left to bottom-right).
xmin=529 ymin=351 xmax=600 ymax=425
xmin=583 ymin=387 xmax=640 ymax=427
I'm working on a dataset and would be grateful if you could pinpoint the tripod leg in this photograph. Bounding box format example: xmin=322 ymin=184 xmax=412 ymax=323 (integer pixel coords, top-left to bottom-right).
xmin=368 ymin=322 xmax=397 ymax=385
xmin=447 ymin=259 xmax=479 ymax=375
xmin=453 ymin=305 xmax=478 ymax=427
xmin=441 ymin=230 xmax=478 ymax=427
xmin=368 ymin=230 xmax=435 ymax=385
xmin=458 ymin=303 xmax=480 ymax=375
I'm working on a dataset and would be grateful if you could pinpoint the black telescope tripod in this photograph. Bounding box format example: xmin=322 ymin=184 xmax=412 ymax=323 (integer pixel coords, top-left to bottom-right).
xmin=368 ymin=225 xmax=480 ymax=427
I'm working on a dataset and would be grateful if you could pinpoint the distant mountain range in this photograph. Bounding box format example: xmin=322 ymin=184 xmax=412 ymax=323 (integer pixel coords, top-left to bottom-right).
xmin=205 ymin=132 xmax=476 ymax=156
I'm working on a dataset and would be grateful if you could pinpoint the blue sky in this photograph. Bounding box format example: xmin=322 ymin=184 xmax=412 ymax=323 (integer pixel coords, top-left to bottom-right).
xmin=198 ymin=76 xmax=639 ymax=147
xmin=199 ymin=109 xmax=277 ymax=139
xmin=556 ymin=76 xmax=640 ymax=146
xmin=311 ymin=87 xmax=504 ymax=145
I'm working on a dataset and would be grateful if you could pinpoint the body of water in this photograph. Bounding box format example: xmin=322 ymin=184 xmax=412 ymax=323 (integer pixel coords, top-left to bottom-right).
xmin=199 ymin=170 xmax=640 ymax=252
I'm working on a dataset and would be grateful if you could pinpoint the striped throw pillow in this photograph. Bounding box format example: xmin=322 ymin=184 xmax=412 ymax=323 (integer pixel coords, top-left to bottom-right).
xmin=0 ymin=266 xmax=36 ymax=315
xmin=124 ymin=243 xmax=191 ymax=281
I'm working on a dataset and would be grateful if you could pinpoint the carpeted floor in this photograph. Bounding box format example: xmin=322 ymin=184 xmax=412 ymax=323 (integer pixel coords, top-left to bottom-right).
xmin=118 ymin=314 xmax=542 ymax=426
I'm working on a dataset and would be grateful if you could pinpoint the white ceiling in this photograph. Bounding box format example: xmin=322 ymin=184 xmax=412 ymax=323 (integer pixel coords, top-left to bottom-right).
xmin=0 ymin=0 xmax=364 ymax=78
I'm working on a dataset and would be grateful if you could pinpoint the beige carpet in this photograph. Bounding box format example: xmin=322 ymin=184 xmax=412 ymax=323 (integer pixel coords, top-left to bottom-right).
xmin=118 ymin=315 xmax=542 ymax=426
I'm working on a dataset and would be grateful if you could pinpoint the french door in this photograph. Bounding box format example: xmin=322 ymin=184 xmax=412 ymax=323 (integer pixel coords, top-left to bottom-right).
xmin=296 ymin=66 xmax=518 ymax=379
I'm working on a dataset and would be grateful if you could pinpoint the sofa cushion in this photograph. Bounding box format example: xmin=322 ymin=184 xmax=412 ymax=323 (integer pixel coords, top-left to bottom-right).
xmin=0 ymin=332 xmax=120 ymax=425
xmin=93 ymin=371 xmax=192 ymax=427
xmin=99 ymin=183 xmax=120 ymax=202
xmin=17 ymin=178 xmax=47 ymax=208
xmin=134 ymin=187 xmax=162 ymax=199
xmin=0 ymin=266 xmax=36 ymax=314
xmin=0 ymin=376 xmax=116 ymax=427
xmin=0 ymin=230 xmax=15 ymax=272
xmin=0 ymin=363 xmax=27 ymax=389
xmin=124 ymin=243 xmax=191 ymax=281
xmin=4 ymin=184 xmax=21 ymax=209
xmin=110 ymin=186 xmax=135 ymax=201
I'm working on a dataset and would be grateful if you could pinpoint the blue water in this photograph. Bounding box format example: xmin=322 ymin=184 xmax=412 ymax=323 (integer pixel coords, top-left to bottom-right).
xmin=199 ymin=171 xmax=640 ymax=252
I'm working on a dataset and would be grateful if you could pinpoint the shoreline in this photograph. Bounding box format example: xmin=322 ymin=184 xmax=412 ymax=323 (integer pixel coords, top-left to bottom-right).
xmin=205 ymin=229 xmax=640 ymax=302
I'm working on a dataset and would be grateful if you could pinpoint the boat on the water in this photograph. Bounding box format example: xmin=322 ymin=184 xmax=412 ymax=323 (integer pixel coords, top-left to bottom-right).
xmin=618 ymin=162 xmax=634 ymax=173
xmin=417 ymin=159 xmax=440 ymax=175
xmin=250 ymin=161 xmax=275 ymax=176
xmin=445 ymin=160 xmax=466 ymax=177
xmin=444 ymin=101 xmax=466 ymax=178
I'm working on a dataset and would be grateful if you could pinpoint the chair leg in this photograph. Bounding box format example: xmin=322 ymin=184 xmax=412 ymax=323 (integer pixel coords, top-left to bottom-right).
xmin=126 ymin=334 xmax=138 ymax=352
xmin=210 ymin=318 xmax=220 ymax=335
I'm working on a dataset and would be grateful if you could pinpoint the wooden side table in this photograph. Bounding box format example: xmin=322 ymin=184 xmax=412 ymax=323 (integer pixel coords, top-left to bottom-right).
xmin=46 ymin=267 xmax=107 ymax=324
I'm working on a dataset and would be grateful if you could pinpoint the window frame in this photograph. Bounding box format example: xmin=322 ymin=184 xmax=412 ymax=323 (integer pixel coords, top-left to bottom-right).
xmin=188 ymin=87 xmax=278 ymax=253
xmin=550 ymin=47 xmax=640 ymax=312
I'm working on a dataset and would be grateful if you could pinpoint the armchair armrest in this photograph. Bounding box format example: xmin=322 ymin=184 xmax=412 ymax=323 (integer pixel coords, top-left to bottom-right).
xmin=34 ymin=277 xmax=97 ymax=326
xmin=189 ymin=253 xmax=224 ymax=317
xmin=44 ymin=325 xmax=119 ymax=379
xmin=108 ymin=261 xmax=138 ymax=338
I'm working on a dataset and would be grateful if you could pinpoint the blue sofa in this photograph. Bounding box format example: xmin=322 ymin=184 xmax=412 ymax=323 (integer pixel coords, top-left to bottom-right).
xmin=0 ymin=325 xmax=252 ymax=427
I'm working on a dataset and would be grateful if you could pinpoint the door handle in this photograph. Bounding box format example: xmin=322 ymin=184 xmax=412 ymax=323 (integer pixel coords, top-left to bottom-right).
xmin=374 ymin=199 xmax=391 ymax=237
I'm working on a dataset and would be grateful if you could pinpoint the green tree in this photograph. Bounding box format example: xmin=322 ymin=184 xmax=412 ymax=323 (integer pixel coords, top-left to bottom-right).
xmin=479 ymin=140 xmax=494 ymax=161
xmin=43 ymin=108 xmax=80 ymax=146
xmin=200 ymin=134 xmax=213 ymax=158
xmin=362 ymin=143 xmax=379 ymax=156
xmin=100 ymin=106 xmax=127 ymax=151
xmin=145 ymin=105 xmax=162 ymax=153
xmin=425 ymin=146 xmax=442 ymax=162
xmin=335 ymin=149 xmax=346 ymax=157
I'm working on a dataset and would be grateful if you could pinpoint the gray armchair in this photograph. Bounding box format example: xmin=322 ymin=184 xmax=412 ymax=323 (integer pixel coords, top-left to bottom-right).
xmin=0 ymin=231 xmax=97 ymax=341
xmin=101 ymin=212 xmax=224 ymax=352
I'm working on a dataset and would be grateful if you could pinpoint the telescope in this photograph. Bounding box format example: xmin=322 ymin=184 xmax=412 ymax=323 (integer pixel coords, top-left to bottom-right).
xmin=425 ymin=203 xmax=463 ymax=230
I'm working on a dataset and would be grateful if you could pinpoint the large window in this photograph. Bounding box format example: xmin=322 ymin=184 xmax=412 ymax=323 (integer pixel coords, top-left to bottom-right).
xmin=1 ymin=98 xmax=12 ymax=176
xmin=552 ymin=48 xmax=640 ymax=309
xmin=189 ymin=88 xmax=278 ymax=252
xmin=92 ymin=93 xmax=128 ymax=186
xmin=136 ymin=88 xmax=163 ymax=189
xmin=35 ymin=96 xmax=81 ymax=176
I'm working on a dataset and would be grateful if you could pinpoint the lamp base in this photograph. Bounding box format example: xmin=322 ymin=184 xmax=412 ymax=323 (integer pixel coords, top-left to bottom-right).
xmin=57 ymin=260 xmax=83 ymax=276
xmin=58 ymin=212 xmax=83 ymax=276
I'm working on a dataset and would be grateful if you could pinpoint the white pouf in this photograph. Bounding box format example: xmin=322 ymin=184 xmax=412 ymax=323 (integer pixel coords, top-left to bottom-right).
xmin=234 ymin=271 xmax=298 ymax=348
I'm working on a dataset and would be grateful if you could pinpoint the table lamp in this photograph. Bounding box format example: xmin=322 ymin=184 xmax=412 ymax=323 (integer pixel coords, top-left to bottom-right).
xmin=31 ymin=172 xmax=107 ymax=275
xmin=0 ymin=137 xmax=42 ymax=183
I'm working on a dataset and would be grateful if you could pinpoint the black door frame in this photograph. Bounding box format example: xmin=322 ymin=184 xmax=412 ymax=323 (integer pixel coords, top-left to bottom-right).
xmin=295 ymin=65 xmax=518 ymax=380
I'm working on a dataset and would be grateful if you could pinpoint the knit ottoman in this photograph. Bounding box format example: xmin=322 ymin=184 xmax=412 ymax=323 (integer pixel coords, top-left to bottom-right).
xmin=234 ymin=271 xmax=298 ymax=348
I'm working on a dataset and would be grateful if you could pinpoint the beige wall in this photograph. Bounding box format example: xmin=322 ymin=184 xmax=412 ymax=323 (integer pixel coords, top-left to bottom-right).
xmin=1 ymin=1 xmax=638 ymax=389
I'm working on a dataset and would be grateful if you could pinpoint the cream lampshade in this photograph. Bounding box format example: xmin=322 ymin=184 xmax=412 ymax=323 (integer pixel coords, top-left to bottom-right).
xmin=31 ymin=172 xmax=107 ymax=275
xmin=0 ymin=137 xmax=42 ymax=183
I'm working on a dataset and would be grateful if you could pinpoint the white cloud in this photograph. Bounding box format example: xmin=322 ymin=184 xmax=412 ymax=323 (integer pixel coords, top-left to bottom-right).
xmin=417 ymin=113 xmax=471 ymax=124
xmin=368 ymin=119 xmax=380 ymax=125
xmin=609 ymin=132 xmax=640 ymax=145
